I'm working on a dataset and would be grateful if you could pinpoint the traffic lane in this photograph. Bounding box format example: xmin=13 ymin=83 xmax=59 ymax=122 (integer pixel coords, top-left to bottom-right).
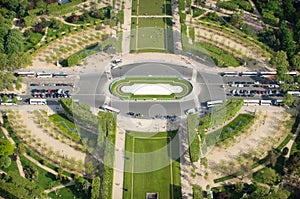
xmin=197 ymin=83 xmax=226 ymax=104
xmin=110 ymin=100 xmax=188 ymax=118
xmin=196 ymin=72 xmax=223 ymax=85
xmin=71 ymin=94 xmax=106 ymax=108
xmin=78 ymin=72 xmax=105 ymax=94
xmin=111 ymin=62 xmax=193 ymax=79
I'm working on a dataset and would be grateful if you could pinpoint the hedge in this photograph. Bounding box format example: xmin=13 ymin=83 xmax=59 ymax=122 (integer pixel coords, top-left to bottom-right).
xmin=188 ymin=114 xmax=200 ymax=162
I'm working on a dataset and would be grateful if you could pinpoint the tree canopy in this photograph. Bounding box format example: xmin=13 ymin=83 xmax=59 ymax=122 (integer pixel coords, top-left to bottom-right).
xmin=0 ymin=139 xmax=14 ymax=156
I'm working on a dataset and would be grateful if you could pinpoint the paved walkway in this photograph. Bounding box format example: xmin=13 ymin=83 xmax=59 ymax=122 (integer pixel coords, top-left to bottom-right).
xmin=1 ymin=127 xmax=25 ymax=178
xmin=171 ymin=0 xmax=182 ymax=53
xmin=112 ymin=124 xmax=126 ymax=199
xmin=178 ymin=121 xmax=193 ymax=199
xmin=122 ymin=0 xmax=132 ymax=54
xmin=44 ymin=180 xmax=75 ymax=194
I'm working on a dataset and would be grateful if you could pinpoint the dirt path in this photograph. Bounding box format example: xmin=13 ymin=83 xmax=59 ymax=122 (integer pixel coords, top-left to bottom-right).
xmin=19 ymin=111 xmax=86 ymax=162
xmin=192 ymin=106 xmax=289 ymax=188
xmin=1 ymin=127 xmax=25 ymax=178
xmin=44 ymin=180 xmax=75 ymax=194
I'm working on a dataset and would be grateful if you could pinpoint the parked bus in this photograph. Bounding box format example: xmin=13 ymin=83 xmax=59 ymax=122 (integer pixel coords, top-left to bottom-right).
xmin=259 ymin=71 xmax=277 ymax=77
xmin=240 ymin=71 xmax=258 ymax=76
xmin=206 ymin=100 xmax=223 ymax=108
xmin=260 ymin=100 xmax=272 ymax=105
xmin=100 ymin=105 xmax=120 ymax=114
xmin=29 ymin=98 xmax=47 ymax=105
xmin=52 ymin=72 xmax=68 ymax=78
xmin=16 ymin=71 xmax=36 ymax=77
xmin=287 ymin=91 xmax=300 ymax=96
xmin=220 ymin=72 xmax=239 ymax=77
xmin=244 ymin=99 xmax=260 ymax=105
xmin=36 ymin=72 xmax=53 ymax=78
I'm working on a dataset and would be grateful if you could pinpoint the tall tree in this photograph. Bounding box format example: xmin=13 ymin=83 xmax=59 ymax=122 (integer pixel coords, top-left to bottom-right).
xmin=280 ymin=22 xmax=296 ymax=59
xmin=5 ymin=29 xmax=24 ymax=56
xmin=270 ymin=50 xmax=289 ymax=68
xmin=0 ymin=139 xmax=14 ymax=156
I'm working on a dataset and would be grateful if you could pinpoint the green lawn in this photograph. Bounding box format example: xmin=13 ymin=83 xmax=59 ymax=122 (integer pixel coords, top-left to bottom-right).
xmin=110 ymin=77 xmax=192 ymax=100
xmin=19 ymin=155 xmax=61 ymax=190
xmin=49 ymin=114 xmax=81 ymax=141
xmin=123 ymin=131 xmax=181 ymax=199
xmin=48 ymin=185 xmax=87 ymax=199
xmin=133 ymin=0 xmax=172 ymax=15
xmin=205 ymin=114 xmax=255 ymax=147
xmin=130 ymin=17 xmax=173 ymax=52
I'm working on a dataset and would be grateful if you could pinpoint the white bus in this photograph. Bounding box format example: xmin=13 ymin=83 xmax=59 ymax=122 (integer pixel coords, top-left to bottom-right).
xmin=260 ymin=100 xmax=272 ymax=105
xmin=206 ymin=100 xmax=223 ymax=108
xmin=100 ymin=105 xmax=120 ymax=114
xmin=287 ymin=91 xmax=300 ymax=96
xmin=29 ymin=99 xmax=47 ymax=105
xmin=17 ymin=71 xmax=36 ymax=77
xmin=36 ymin=72 xmax=53 ymax=78
xmin=240 ymin=71 xmax=258 ymax=76
xmin=244 ymin=99 xmax=260 ymax=105
xmin=52 ymin=72 xmax=68 ymax=78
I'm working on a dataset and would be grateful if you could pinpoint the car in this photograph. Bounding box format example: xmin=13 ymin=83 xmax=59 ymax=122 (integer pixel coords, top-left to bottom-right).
xmin=127 ymin=112 xmax=134 ymax=116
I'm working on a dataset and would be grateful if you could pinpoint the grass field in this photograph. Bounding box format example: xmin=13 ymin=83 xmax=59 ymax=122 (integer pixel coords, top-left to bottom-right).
xmin=130 ymin=17 xmax=174 ymax=52
xmin=123 ymin=131 xmax=181 ymax=199
xmin=132 ymin=0 xmax=172 ymax=15
xmin=130 ymin=0 xmax=173 ymax=52
xmin=110 ymin=77 xmax=192 ymax=100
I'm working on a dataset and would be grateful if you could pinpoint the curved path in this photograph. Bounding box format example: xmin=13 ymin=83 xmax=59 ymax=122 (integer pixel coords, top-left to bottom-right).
xmin=1 ymin=127 xmax=25 ymax=178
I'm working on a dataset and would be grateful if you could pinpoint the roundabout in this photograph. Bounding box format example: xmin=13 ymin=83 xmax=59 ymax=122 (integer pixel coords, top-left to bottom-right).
xmin=110 ymin=77 xmax=193 ymax=100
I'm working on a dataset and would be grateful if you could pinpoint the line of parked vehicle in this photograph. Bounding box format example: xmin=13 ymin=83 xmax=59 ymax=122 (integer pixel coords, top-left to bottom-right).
xmin=0 ymin=93 xmax=22 ymax=103
xmin=228 ymin=89 xmax=283 ymax=97
xmin=227 ymin=81 xmax=280 ymax=88
xmin=31 ymin=89 xmax=71 ymax=98
xmin=30 ymin=83 xmax=75 ymax=87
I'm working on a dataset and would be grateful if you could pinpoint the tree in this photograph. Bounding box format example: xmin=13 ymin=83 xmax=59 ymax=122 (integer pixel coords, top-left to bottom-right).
xmin=91 ymin=177 xmax=100 ymax=199
xmin=86 ymin=161 xmax=94 ymax=177
xmin=5 ymin=29 xmax=24 ymax=56
xmin=280 ymin=22 xmax=296 ymax=59
xmin=270 ymin=51 xmax=289 ymax=68
xmin=0 ymin=53 xmax=8 ymax=70
xmin=0 ymin=139 xmax=14 ymax=156
xmin=286 ymin=151 xmax=300 ymax=175
xmin=267 ymin=150 xmax=277 ymax=167
xmin=266 ymin=189 xmax=290 ymax=199
xmin=67 ymin=54 xmax=80 ymax=66
xmin=230 ymin=12 xmax=243 ymax=28
xmin=0 ymin=156 xmax=11 ymax=168
xmin=256 ymin=168 xmax=279 ymax=185
xmin=291 ymin=55 xmax=300 ymax=71
xmin=249 ymin=185 xmax=269 ymax=198
xmin=283 ymin=93 xmax=297 ymax=107
xmin=24 ymin=165 xmax=38 ymax=181
xmin=234 ymin=181 xmax=244 ymax=192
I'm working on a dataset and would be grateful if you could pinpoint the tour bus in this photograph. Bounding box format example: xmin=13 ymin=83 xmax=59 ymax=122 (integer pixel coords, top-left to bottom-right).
xmin=52 ymin=72 xmax=68 ymax=78
xmin=36 ymin=72 xmax=53 ymax=78
xmin=287 ymin=91 xmax=300 ymax=96
xmin=259 ymin=71 xmax=277 ymax=77
xmin=240 ymin=71 xmax=258 ymax=77
xmin=220 ymin=72 xmax=239 ymax=77
xmin=260 ymin=100 xmax=272 ymax=106
xmin=99 ymin=105 xmax=120 ymax=114
xmin=29 ymin=98 xmax=47 ymax=105
xmin=16 ymin=71 xmax=36 ymax=77
xmin=206 ymin=100 xmax=223 ymax=108
xmin=244 ymin=99 xmax=260 ymax=106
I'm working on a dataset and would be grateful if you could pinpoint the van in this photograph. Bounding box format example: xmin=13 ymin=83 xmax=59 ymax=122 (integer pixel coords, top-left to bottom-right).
xmin=112 ymin=58 xmax=122 ymax=64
